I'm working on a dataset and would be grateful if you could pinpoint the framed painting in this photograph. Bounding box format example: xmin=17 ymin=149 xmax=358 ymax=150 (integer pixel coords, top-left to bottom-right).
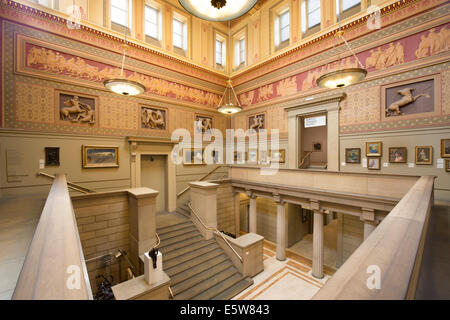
xmin=345 ymin=148 xmax=361 ymax=164
xmin=388 ymin=147 xmax=407 ymax=163
xmin=446 ymin=160 xmax=450 ymax=172
xmin=312 ymin=142 xmax=322 ymax=152
xmin=441 ymin=139 xmax=450 ymax=158
xmin=367 ymin=157 xmax=381 ymax=170
xmin=269 ymin=149 xmax=285 ymax=163
xmin=45 ymin=147 xmax=60 ymax=166
xmin=415 ymin=146 xmax=433 ymax=165
xmin=247 ymin=150 xmax=258 ymax=163
xmin=366 ymin=142 xmax=382 ymax=157
xmin=195 ymin=115 xmax=213 ymax=134
xmin=183 ymin=149 xmax=205 ymax=165
xmin=259 ymin=150 xmax=270 ymax=165
xmin=82 ymin=146 xmax=119 ymax=168
xmin=234 ymin=151 xmax=247 ymax=164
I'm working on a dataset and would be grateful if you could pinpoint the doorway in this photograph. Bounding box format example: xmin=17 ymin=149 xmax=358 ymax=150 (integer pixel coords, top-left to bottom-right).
xmin=140 ymin=155 xmax=167 ymax=213
xmin=299 ymin=113 xmax=327 ymax=169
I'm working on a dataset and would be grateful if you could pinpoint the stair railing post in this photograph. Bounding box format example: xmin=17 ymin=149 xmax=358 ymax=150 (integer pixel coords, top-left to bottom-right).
xmin=189 ymin=181 xmax=219 ymax=240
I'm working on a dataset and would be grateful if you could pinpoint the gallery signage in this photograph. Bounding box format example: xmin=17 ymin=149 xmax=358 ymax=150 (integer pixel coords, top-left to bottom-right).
xmin=304 ymin=115 xmax=326 ymax=128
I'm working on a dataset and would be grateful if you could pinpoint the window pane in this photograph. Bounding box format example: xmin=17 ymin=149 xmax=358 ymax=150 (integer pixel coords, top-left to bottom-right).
xmin=280 ymin=11 xmax=289 ymax=29
xmin=281 ymin=26 xmax=289 ymax=42
xmin=307 ymin=0 xmax=320 ymax=12
xmin=342 ymin=0 xmax=360 ymax=11
xmin=173 ymin=34 xmax=183 ymax=48
xmin=308 ymin=8 xmax=320 ymax=28
xmin=112 ymin=0 xmax=129 ymax=11
xmin=173 ymin=19 xmax=183 ymax=34
xmin=145 ymin=6 xmax=158 ymax=24
xmin=239 ymin=39 xmax=245 ymax=63
xmin=111 ymin=7 xmax=128 ymax=26
xmin=145 ymin=22 xmax=158 ymax=38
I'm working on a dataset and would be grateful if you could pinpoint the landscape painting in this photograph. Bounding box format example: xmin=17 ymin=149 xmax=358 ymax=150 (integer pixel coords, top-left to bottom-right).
xmin=82 ymin=146 xmax=119 ymax=168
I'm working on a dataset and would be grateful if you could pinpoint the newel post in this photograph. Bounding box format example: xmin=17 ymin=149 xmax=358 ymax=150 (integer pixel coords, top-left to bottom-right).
xmin=189 ymin=181 xmax=219 ymax=240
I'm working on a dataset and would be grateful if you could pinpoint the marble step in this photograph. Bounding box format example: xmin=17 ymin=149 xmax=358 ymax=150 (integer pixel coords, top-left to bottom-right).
xmin=211 ymin=277 xmax=253 ymax=300
xmin=165 ymin=248 xmax=224 ymax=277
xmin=163 ymin=242 xmax=219 ymax=270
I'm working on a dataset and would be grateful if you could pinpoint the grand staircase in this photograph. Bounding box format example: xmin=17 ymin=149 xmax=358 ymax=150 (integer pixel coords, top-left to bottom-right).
xmin=157 ymin=217 xmax=253 ymax=300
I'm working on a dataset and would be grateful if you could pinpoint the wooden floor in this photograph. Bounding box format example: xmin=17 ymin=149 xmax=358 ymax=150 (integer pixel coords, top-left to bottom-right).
xmin=415 ymin=201 xmax=450 ymax=300
xmin=0 ymin=193 xmax=46 ymax=300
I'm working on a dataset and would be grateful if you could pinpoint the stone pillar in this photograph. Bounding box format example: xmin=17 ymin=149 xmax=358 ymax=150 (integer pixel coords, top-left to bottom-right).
xmin=275 ymin=196 xmax=287 ymax=261
xmin=127 ymin=187 xmax=159 ymax=270
xmin=311 ymin=200 xmax=324 ymax=279
xmin=249 ymin=194 xmax=257 ymax=234
xmin=189 ymin=181 xmax=219 ymax=240
xmin=361 ymin=208 xmax=376 ymax=241
xmin=234 ymin=192 xmax=241 ymax=237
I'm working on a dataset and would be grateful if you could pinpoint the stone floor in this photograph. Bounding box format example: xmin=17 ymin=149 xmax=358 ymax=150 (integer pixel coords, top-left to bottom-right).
xmin=0 ymin=193 xmax=46 ymax=300
xmin=233 ymin=242 xmax=332 ymax=300
xmin=288 ymin=219 xmax=338 ymax=269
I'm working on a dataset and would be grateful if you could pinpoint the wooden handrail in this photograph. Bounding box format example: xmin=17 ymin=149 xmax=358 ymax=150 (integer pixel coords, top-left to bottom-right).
xmin=13 ymin=174 xmax=93 ymax=300
xmin=299 ymin=151 xmax=313 ymax=168
xmin=177 ymin=165 xmax=222 ymax=198
xmin=188 ymin=201 xmax=243 ymax=263
xmin=38 ymin=172 xmax=95 ymax=194
xmin=313 ymin=175 xmax=435 ymax=300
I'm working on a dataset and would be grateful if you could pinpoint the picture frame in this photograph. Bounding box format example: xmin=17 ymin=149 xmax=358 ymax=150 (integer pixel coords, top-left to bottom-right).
xmin=445 ymin=160 xmax=450 ymax=172
xmin=269 ymin=149 xmax=285 ymax=163
xmin=441 ymin=139 xmax=450 ymax=158
xmin=367 ymin=157 xmax=381 ymax=170
xmin=366 ymin=141 xmax=382 ymax=157
xmin=45 ymin=147 xmax=60 ymax=166
xmin=259 ymin=150 xmax=270 ymax=165
xmin=234 ymin=151 xmax=247 ymax=164
xmin=312 ymin=142 xmax=322 ymax=152
xmin=183 ymin=148 xmax=205 ymax=165
xmin=415 ymin=146 xmax=433 ymax=165
xmin=345 ymin=148 xmax=361 ymax=164
xmin=82 ymin=146 xmax=119 ymax=168
xmin=247 ymin=150 xmax=258 ymax=163
xmin=388 ymin=147 xmax=407 ymax=163
xmin=195 ymin=114 xmax=213 ymax=134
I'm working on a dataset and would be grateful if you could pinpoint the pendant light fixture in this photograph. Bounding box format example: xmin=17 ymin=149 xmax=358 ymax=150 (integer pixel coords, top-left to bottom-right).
xmin=316 ymin=26 xmax=367 ymax=89
xmin=178 ymin=0 xmax=258 ymax=22
xmin=104 ymin=24 xmax=145 ymax=96
xmin=217 ymin=21 xmax=242 ymax=114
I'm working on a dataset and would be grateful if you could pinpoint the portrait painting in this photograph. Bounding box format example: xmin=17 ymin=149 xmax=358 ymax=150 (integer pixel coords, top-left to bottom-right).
xmin=367 ymin=157 xmax=381 ymax=170
xmin=366 ymin=142 xmax=382 ymax=157
xmin=82 ymin=146 xmax=119 ymax=168
xmin=441 ymin=139 xmax=450 ymax=158
xmin=248 ymin=150 xmax=258 ymax=163
xmin=259 ymin=150 xmax=270 ymax=165
xmin=183 ymin=149 xmax=204 ymax=165
xmin=269 ymin=150 xmax=285 ymax=163
xmin=58 ymin=92 xmax=96 ymax=125
xmin=45 ymin=147 xmax=60 ymax=166
xmin=415 ymin=146 xmax=433 ymax=165
xmin=345 ymin=148 xmax=361 ymax=164
xmin=195 ymin=115 xmax=213 ymax=134
xmin=141 ymin=106 xmax=166 ymax=130
xmin=248 ymin=113 xmax=265 ymax=132
xmin=389 ymin=147 xmax=407 ymax=163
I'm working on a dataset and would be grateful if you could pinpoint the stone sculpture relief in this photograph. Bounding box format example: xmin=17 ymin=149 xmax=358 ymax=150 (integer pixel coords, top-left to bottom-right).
xmin=248 ymin=113 xmax=265 ymax=132
xmin=277 ymin=76 xmax=297 ymax=97
xmin=26 ymin=46 xmax=220 ymax=107
xmin=239 ymin=91 xmax=254 ymax=107
xmin=258 ymin=84 xmax=274 ymax=103
xmin=195 ymin=116 xmax=213 ymax=133
xmin=415 ymin=27 xmax=450 ymax=59
xmin=60 ymin=95 xmax=95 ymax=124
xmin=365 ymin=42 xmax=404 ymax=70
xmin=385 ymin=88 xmax=430 ymax=117
xmin=141 ymin=107 xmax=166 ymax=130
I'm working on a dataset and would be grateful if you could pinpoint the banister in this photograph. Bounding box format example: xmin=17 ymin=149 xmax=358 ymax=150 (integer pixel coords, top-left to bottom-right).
xmin=38 ymin=172 xmax=95 ymax=194
xmin=13 ymin=174 xmax=93 ymax=300
xmin=313 ymin=175 xmax=436 ymax=300
xmin=299 ymin=151 xmax=313 ymax=168
xmin=177 ymin=165 xmax=223 ymax=198
xmin=187 ymin=201 xmax=243 ymax=263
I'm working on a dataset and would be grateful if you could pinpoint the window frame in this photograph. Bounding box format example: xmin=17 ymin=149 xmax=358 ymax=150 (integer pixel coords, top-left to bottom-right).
xmin=336 ymin=0 xmax=361 ymax=20
xmin=110 ymin=0 xmax=131 ymax=28
xmin=232 ymin=27 xmax=247 ymax=70
xmin=301 ymin=0 xmax=321 ymax=37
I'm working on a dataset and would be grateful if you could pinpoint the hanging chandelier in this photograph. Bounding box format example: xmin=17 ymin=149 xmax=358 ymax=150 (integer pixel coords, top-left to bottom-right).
xmin=316 ymin=30 xmax=367 ymax=89
xmin=178 ymin=0 xmax=258 ymax=22
xmin=217 ymin=22 xmax=242 ymax=114
xmin=104 ymin=29 xmax=145 ymax=96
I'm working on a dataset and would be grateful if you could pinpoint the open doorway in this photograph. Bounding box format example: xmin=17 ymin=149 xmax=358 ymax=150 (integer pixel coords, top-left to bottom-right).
xmin=140 ymin=155 xmax=168 ymax=213
xmin=299 ymin=113 xmax=327 ymax=169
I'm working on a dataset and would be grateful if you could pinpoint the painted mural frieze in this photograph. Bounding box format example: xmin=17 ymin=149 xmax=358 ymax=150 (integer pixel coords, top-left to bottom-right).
xmin=365 ymin=42 xmax=404 ymax=70
xmin=23 ymin=43 xmax=221 ymax=108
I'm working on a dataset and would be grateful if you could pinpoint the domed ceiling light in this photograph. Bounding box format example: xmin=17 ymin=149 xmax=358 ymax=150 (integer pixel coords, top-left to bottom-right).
xmin=316 ymin=29 xmax=367 ymax=89
xmin=217 ymin=22 xmax=242 ymax=114
xmin=104 ymin=25 xmax=145 ymax=96
xmin=179 ymin=0 xmax=258 ymax=22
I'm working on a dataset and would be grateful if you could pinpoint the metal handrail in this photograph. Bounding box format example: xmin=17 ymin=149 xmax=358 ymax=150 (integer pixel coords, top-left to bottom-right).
xmin=177 ymin=165 xmax=223 ymax=198
xmin=187 ymin=201 xmax=242 ymax=263
xmin=299 ymin=151 xmax=313 ymax=168
xmin=38 ymin=172 xmax=95 ymax=194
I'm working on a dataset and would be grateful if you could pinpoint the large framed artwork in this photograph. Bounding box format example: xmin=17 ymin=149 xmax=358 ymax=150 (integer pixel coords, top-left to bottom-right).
xmin=367 ymin=157 xmax=381 ymax=170
xmin=82 ymin=146 xmax=119 ymax=168
xmin=141 ymin=106 xmax=167 ymax=130
xmin=183 ymin=149 xmax=205 ymax=165
xmin=388 ymin=147 xmax=407 ymax=163
xmin=269 ymin=149 xmax=286 ymax=163
xmin=45 ymin=147 xmax=60 ymax=166
xmin=415 ymin=146 xmax=433 ymax=165
xmin=366 ymin=142 xmax=382 ymax=157
xmin=381 ymin=74 xmax=440 ymax=122
xmin=441 ymin=139 xmax=450 ymax=158
xmin=56 ymin=90 xmax=97 ymax=125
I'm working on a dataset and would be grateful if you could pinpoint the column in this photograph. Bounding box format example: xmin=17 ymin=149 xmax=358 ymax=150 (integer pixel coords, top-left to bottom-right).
xmin=361 ymin=208 xmax=376 ymax=241
xmin=275 ymin=196 xmax=287 ymax=261
xmin=311 ymin=200 xmax=324 ymax=278
xmin=249 ymin=194 xmax=257 ymax=234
